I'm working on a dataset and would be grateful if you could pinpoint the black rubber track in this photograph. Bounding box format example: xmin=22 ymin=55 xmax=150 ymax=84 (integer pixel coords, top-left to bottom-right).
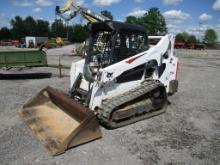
xmin=97 ymin=79 xmax=167 ymax=129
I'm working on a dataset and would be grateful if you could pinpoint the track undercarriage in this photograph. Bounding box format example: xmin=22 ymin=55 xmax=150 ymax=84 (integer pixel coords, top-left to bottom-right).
xmin=97 ymin=80 xmax=167 ymax=128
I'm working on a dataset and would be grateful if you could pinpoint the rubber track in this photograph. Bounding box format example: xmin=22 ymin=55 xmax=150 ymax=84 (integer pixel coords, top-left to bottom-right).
xmin=98 ymin=79 xmax=166 ymax=128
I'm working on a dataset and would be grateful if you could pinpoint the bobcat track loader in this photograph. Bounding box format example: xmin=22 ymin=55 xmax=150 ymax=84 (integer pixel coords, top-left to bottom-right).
xmin=69 ymin=21 xmax=179 ymax=129
xmin=18 ymin=0 xmax=179 ymax=156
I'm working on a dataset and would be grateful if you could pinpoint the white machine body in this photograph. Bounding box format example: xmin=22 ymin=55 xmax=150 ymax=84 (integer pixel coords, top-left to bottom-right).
xmin=70 ymin=34 xmax=179 ymax=111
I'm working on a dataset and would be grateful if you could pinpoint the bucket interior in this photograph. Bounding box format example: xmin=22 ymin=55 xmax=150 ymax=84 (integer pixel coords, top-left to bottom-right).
xmin=20 ymin=87 xmax=94 ymax=155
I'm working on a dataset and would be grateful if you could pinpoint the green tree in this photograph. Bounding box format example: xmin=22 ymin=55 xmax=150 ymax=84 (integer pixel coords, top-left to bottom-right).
xmin=187 ymin=35 xmax=197 ymax=44
xmin=125 ymin=8 xmax=167 ymax=35
xmin=69 ymin=24 xmax=87 ymax=42
xmin=101 ymin=10 xmax=113 ymax=20
xmin=24 ymin=16 xmax=37 ymax=36
xmin=142 ymin=8 xmax=167 ymax=35
xmin=204 ymin=29 xmax=217 ymax=47
xmin=36 ymin=20 xmax=50 ymax=37
xmin=51 ymin=19 xmax=67 ymax=38
xmin=181 ymin=32 xmax=190 ymax=42
xmin=126 ymin=16 xmax=139 ymax=24
xmin=0 ymin=27 xmax=12 ymax=40
xmin=10 ymin=16 xmax=50 ymax=39
xmin=10 ymin=16 xmax=26 ymax=39
xmin=176 ymin=32 xmax=190 ymax=42
xmin=175 ymin=33 xmax=185 ymax=42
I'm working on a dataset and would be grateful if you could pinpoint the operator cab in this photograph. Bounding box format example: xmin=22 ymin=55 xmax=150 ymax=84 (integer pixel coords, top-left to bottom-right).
xmin=84 ymin=21 xmax=148 ymax=80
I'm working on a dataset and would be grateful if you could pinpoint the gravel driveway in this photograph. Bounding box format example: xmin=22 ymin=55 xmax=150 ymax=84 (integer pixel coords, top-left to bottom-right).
xmin=0 ymin=49 xmax=219 ymax=165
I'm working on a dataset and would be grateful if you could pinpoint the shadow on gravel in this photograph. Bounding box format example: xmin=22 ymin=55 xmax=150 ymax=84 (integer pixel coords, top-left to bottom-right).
xmin=0 ymin=73 xmax=52 ymax=80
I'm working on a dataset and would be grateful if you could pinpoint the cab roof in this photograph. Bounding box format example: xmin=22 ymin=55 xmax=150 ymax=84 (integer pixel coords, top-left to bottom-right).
xmin=91 ymin=21 xmax=147 ymax=34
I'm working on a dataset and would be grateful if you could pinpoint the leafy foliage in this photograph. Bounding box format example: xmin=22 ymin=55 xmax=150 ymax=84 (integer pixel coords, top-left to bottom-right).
xmin=125 ymin=8 xmax=167 ymax=35
xmin=101 ymin=10 xmax=113 ymax=20
xmin=10 ymin=16 xmax=26 ymax=39
xmin=68 ymin=24 xmax=87 ymax=42
xmin=2 ymin=16 xmax=87 ymax=43
xmin=24 ymin=16 xmax=37 ymax=36
xmin=126 ymin=16 xmax=138 ymax=24
xmin=187 ymin=35 xmax=197 ymax=44
xmin=35 ymin=20 xmax=50 ymax=37
xmin=10 ymin=16 xmax=50 ymax=39
xmin=204 ymin=29 xmax=218 ymax=47
xmin=175 ymin=33 xmax=185 ymax=42
xmin=51 ymin=19 xmax=67 ymax=38
xmin=0 ymin=27 xmax=11 ymax=40
xmin=176 ymin=32 xmax=197 ymax=44
xmin=181 ymin=32 xmax=190 ymax=42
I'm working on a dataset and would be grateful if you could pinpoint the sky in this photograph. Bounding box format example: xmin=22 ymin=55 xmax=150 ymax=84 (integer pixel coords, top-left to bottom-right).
xmin=0 ymin=0 xmax=220 ymax=40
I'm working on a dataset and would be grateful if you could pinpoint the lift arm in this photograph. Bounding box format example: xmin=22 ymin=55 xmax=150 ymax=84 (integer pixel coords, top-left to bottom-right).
xmin=56 ymin=0 xmax=110 ymax=23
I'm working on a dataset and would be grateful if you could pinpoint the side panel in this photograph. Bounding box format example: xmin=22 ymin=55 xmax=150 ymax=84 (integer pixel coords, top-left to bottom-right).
xmin=90 ymin=80 xmax=143 ymax=110
xmin=99 ymin=35 xmax=171 ymax=84
xmin=0 ymin=50 xmax=47 ymax=68
xmin=70 ymin=59 xmax=85 ymax=88
xmin=158 ymin=57 xmax=178 ymax=93
xmin=158 ymin=35 xmax=179 ymax=93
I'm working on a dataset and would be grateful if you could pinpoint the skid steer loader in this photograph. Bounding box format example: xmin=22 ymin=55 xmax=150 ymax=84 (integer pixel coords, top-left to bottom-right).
xmin=69 ymin=22 xmax=179 ymax=129
xmin=18 ymin=0 xmax=178 ymax=156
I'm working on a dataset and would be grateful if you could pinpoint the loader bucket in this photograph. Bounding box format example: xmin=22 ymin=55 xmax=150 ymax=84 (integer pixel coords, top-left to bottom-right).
xmin=18 ymin=86 xmax=102 ymax=156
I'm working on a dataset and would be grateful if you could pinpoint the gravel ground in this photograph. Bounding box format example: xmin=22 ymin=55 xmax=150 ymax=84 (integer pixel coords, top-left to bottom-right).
xmin=0 ymin=48 xmax=220 ymax=165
